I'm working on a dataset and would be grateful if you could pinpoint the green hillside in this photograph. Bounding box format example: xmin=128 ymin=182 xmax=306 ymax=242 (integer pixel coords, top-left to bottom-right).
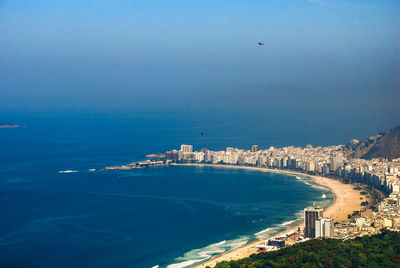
xmin=213 ymin=230 xmax=400 ymax=268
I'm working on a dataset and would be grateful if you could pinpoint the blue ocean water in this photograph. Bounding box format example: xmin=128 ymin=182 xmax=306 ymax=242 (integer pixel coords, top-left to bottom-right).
xmin=0 ymin=111 xmax=333 ymax=268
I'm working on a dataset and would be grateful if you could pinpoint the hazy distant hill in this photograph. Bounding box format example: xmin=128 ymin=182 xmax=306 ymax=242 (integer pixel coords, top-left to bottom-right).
xmin=347 ymin=125 xmax=400 ymax=160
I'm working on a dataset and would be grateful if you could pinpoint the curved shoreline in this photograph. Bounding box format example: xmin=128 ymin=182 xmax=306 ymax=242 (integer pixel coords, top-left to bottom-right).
xmin=170 ymin=163 xmax=366 ymax=268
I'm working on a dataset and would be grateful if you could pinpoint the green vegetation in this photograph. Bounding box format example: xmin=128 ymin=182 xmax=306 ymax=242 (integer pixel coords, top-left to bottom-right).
xmin=348 ymin=211 xmax=360 ymax=219
xmin=361 ymin=201 xmax=369 ymax=206
xmin=213 ymin=230 xmax=400 ymax=268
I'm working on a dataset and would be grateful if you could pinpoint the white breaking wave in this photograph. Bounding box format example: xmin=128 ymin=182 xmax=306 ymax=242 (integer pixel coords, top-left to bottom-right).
xmin=254 ymin=227 xmax=274 ymax=236
xmin=58 ymin=170 xmax=78 ymax=174
xmin=280 ymin=220 xmax=297 ymax=226
xmin=167 ymin=258 xmax=209 ymax=268
xmin=167 ymin=238 xmax=247 ymax=268
xmin=228 ymin=238 xmax=248 ymax=249
xmin=255 ymin=220 xmax=298 ymax=239
xmin=295 ymin=176 xmax=330 ymax=192
xmin=212 ymin=240 xmax=226 ymax=246
xmin=151 ymin=265 xmax=160 ymax=268
xmin=309 ymin=183 xmax=329 ymax=191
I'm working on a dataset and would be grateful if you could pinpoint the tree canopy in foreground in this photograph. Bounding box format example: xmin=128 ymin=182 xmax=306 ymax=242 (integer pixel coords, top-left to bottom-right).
xmin=214 ymin=230 xmax=400 ymax=268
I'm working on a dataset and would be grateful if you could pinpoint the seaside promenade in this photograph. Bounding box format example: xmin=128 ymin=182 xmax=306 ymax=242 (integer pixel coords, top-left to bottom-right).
xmin=171 ymin=164 xmax=366 ymax=268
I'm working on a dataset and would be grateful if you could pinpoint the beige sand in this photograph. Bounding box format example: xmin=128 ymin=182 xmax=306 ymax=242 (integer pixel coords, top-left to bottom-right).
xmin=170 ymin=163 xmax=366 ymax=268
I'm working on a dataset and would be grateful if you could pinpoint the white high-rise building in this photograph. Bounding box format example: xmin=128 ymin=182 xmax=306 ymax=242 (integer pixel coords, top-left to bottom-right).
xmin=306 ymin=161 xmax=315 ymax=172
xmin=194 ymin=152 xmax=205 ymax=162
xmin=315 ymin=217 xmax=334 ymax=238
xmin=330 ymin=153 xmax=343 ymax=172
xmin=180 ymin=144 xmax=193 ymax=153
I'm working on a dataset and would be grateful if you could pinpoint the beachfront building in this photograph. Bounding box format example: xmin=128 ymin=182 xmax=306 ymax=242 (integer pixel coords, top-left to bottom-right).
xmin=165 ymin=150 xmax=179 ymax=160
xmin=330 ymin=153 xmax=344 ymax=173
xmin=267 ymin=237 xmax=286 ymax=248
xmin=304 ymin=206 xmax=324 ymax=238
xmin=315 ymin=217 xmax=334 ymax=238
xmin=180 ymin=144 xmax=193 ymax=153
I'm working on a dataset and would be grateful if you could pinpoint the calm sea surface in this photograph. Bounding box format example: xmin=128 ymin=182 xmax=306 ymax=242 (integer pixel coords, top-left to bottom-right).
xmin=0 ymin=112 xmax=333 ymax=267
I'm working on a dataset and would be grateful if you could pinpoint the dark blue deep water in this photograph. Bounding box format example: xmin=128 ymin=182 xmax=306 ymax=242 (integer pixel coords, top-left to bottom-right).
xmin=0 ymin=111 xmax=332 ymax=268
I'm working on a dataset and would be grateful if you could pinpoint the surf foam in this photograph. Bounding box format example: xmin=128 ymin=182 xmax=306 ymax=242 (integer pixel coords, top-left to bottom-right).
xmin=254 ymin=227 xmax=274 ymax=236
xmin=280 ymin=219 xmax=297 ymax=226
xmin=167 ymin=237 xmax=247 ymax=268
xmin=58 ymin=170 xmax=78 ymax=174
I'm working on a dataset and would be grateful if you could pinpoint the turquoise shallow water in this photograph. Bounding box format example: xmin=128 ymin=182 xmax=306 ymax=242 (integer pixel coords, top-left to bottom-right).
xmin=0 ymin=113 xmax=333 ymax=268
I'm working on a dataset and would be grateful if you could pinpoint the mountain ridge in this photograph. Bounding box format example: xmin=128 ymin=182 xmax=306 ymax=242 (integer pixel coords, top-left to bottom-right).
xmin=347 ymin=125 xmax=400 ymax=160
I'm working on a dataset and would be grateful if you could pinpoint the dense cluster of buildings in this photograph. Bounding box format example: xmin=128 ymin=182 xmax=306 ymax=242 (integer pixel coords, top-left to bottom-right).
xmin=256 ymin=230 xmax=305 ymax=253
xmin=166 ymin=143 xmax=400 ymax=194
xmin=336 ymin=188 xmax=400 ymax=239
xmin=256 ymin=206 xmax=333 ymax=252
xmin=165 ymin=143 xmax=400 ymax=241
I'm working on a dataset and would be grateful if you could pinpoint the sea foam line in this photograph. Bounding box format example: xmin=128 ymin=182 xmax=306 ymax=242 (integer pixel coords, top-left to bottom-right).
xmin=280 ymin=219 xmax=297 ymax=226
xmin=292 ymin=174 xmax=330 ymax=192
xmin=58 ymin=170 xmax=78 ymax=174
xmin=166 ymin=237 xmax=247 ymax=268
xmin=167 ymin=258 xmax=209 ymax=268
xmin=254 ymin=227 xmax=275 ymax=236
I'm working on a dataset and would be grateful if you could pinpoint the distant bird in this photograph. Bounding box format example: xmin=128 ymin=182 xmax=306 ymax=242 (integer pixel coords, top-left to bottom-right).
xmin=258 ymin=42 xmax=264 ymax=46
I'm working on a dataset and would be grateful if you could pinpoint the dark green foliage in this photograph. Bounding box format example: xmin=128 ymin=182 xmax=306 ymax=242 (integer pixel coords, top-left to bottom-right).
xmin=215 ymin=230 xmax=400 ymax=268
xmin=361 ymin=201 xmax=369 ymax=206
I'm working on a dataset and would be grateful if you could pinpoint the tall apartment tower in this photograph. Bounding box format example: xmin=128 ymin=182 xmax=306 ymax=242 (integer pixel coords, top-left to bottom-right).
xmin=180 ymin=144 xmax=193 ymax=153
xmin=304 ymin=206 xmax=324 ymax=238
xmin=251 ymin=145 xmax=259 ymax=152
xmin=165 ymin=150 xmax=179 ymax=160
xmin=315 ymin=217 xmax=334 ymax=238
xmin=330 ymin=153 xmax=343 ymax=172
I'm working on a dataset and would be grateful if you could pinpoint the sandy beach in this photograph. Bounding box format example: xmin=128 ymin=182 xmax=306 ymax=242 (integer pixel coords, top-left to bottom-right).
xmin=170 ymin=163 xmax=367 ymax=268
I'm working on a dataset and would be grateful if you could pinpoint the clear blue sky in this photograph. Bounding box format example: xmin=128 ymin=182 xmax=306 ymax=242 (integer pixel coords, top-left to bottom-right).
xmin=1 ymin=0 xmax=399 ymax=119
